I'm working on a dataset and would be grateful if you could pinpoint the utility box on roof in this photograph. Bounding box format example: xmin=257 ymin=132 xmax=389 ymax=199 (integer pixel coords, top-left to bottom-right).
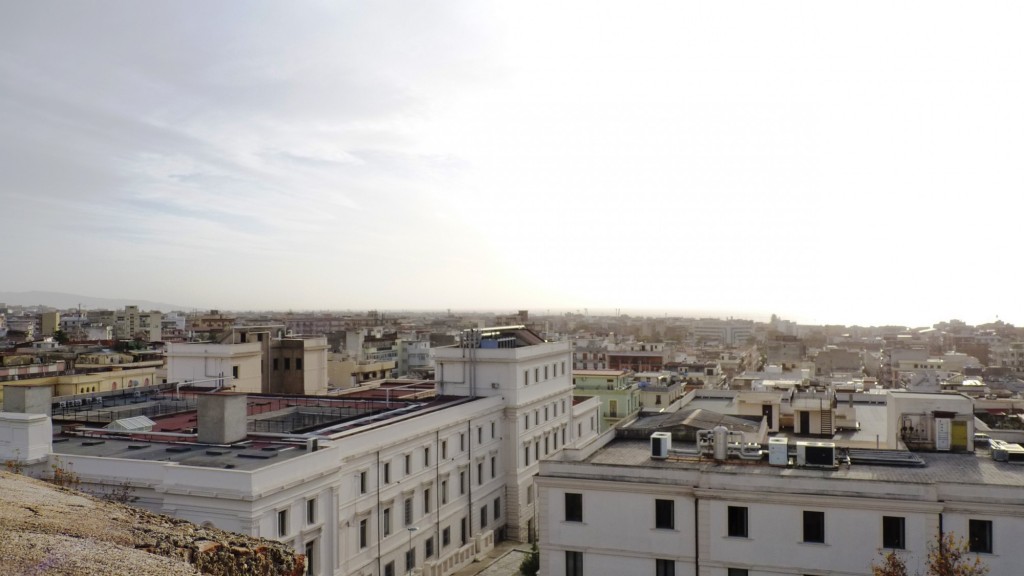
xmin=769 ymin=437 xmax=789 ymax=466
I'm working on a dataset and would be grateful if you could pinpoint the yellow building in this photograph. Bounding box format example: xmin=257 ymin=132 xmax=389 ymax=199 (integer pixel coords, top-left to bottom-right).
xmin=0 ymin=366 xmax=159 ymax=404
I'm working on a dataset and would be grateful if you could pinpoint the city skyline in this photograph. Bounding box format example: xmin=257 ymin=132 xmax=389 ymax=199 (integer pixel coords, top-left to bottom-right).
xmin=3 ymin=2 xmax=1022 ymax=329
xmin=1 ymin=289 xmax=1015 ymax=332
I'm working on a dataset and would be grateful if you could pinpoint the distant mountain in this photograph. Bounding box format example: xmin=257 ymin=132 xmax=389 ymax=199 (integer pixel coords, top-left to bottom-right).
xmin=0 ymin=291 xmax=192 ymax=312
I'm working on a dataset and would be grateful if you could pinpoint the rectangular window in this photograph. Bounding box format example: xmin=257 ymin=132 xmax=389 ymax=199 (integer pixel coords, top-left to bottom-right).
xmin=460 ymin=471 xmax=466 ymax=495
xmin=424 ymin=446 xmax=430 ymax=466
xmin=491 ymin=456 xmax=496 ymax=478
xmin=306 ymin=498 xmax=316 ymax=524
xmin=524 ymin=370 xmax=529 ymax=386
xmin=566 ymin=551 xmax=583 ymax=576
xmin=424 ymin=488 xmax=431 ymax=514
xmin=545 ymin=406 xmax=549 ymax=420
xmin=277 ymin=509 xmax=288 ymax=537
xmin=441 ymin=480 xmax=448 ymax=504
xmin=481 ymin=504 xmax=488 ymax=528
xmin=460 ymin=517 xmax=467 ymax=545
xmin=383 ymin=463 xmax=391 ymax=484
xmin=383 ymin=508 xmax=391 ymax=537
xmin=491 ymin=421 xmax=496 ymax=438
xmin=477 ymin=426 xmax=483 ymax=444
xmin=803 ymin=511 xmax=825 ymax=543
xmin=405 ymin=454 xmax=411 ymax=475
xmin=232 ymin=365 xmax=239 ymax=379
xmin=359 ymin=518 xmax=368 ymax=548
xmin=728 ymin=506 xmax=748 ymax=538
xmin=384 ymin=561 xmax=394 ymax=576
xmin=441 ymin=440 xmax=448 ymax=460
xmin=285 ymin=358 xmax=291 ymax=370
xmin=969 ymin=519 xmax=993 ymax=553
xmin=404 ymin=497 xmax=413 ymax=526
xmin=359 ymin=470 xmax=367 ymax=494
xmin=655 ymin=499 xmax=674 ymax=530
xmin=545 ymin=366 xmax=549 ymax=379
xmin=477 ymin=462 xmax=483 ymax=485
xmin=460 ymin=433 xmax=465 ymax=452
xmin=656 ymin=559 xmax=675 ymax=576
xmin=882 ymin=516 xmax=905 ymax=549
xmin=442 ymin=526 xmax=451 ymax=547
xmin=545 ymin=436 xmax=550 ymax=455
xmin=425 ymin=536 xmax=434 ymax=558
xmin=494 ymin=497 xmax=501 ymax=520
xmin=524 ymin=445 xmax=530 ymax=466
xmin=304 ymin=540 xmax=315 ymax=576
xmin=406 ymin=549 xmax=415 ymax=572
xmin=273 ymin=358 xmax=279 ymax=370
xmin=727 ymin=570 xmax=748 ymax=576
xmin=524 ymin=414 xmax=529 ymax=430
xmin=535 ymin=368 xmax=539 ymax=382
xmin=565 ymin=493 xmax=583 ymax=522
xmin=562 ymin=361 xmax=566 ymax=375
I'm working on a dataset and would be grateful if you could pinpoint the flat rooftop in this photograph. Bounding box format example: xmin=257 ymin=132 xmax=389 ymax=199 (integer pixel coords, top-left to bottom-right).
xmin=52 ymin=392 xmax=481 ymax=470
xmin=51 ymin=435 xmax=314 ymax=471
xmin=575 ymin=439 xmax=1024 ymax=488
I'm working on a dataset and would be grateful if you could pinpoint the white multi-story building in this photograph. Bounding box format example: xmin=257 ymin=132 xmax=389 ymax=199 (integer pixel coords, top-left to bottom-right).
xmin=2 ymin=326 xmax=600 ymax=576
xmin=433 ymin=326 xmax=576 ymax=542
xmin=536 ymin=391 xmax=1021 ymax=576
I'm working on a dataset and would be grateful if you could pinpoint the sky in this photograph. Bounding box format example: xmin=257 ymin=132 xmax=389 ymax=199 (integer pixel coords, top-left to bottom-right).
xmin=2 ymin=1 xmax=1023 ymax=328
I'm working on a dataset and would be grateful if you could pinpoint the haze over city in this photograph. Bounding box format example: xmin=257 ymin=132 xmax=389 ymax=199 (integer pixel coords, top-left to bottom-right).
xmin=3 ymin=2 xmax=1022 ymax=328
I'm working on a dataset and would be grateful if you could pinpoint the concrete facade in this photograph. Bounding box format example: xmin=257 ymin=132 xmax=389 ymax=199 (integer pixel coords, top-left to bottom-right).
xmin=167 ymin=342 xmax=264 ymax=393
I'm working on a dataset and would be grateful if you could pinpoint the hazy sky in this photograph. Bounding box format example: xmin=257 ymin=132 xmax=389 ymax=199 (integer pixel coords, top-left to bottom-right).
xmin=2 ymin=2 xmax=1022 ymax=327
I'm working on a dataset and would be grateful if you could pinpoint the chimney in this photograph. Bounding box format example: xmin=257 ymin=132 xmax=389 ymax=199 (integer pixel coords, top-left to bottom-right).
xmin=3 ymin=384 xmax=53 ymax=416
xmin=197 ymin=393 xmax=248 ymax=445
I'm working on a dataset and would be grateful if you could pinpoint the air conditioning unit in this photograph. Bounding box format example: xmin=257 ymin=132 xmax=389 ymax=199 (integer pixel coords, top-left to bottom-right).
xmin=491 ymin=382 xmax=500 ymax=389
xmin=796 ymin=441 xmax=836 ymax=468
xmin=651 ymin=432 xmax=671 ymax=459
xmin=992 ymin=441 xmax=1024 ymax=462
xmin=768 ymin=437 xmax=789 ymax=466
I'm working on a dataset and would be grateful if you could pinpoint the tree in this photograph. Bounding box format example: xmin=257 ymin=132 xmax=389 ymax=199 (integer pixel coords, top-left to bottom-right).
xmin=518 ymin=542 xmax=539 ymax=576
xmin=870 ymin=531 xmax=989 ymax=576
xmin=52 ymin=328 xmax=69 ymax=345
xmin=927 ymin=531 xmax=988 ymax=576
xmin=871 ymin=550 xmax=909 ymax=576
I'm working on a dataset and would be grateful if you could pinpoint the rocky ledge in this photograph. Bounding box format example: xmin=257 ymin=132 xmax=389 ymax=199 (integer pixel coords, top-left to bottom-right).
xmin=0 ymin=471 xmax=303 ymax=576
